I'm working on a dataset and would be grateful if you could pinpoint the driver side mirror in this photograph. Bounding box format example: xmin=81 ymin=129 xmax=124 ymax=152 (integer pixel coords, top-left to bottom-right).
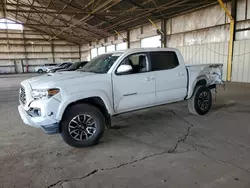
xmin=117 ymin=65 xmax=133 ymax=75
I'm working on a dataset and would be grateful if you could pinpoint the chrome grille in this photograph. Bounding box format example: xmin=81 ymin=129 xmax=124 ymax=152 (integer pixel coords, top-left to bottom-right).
xmin=20 ymin=86 xmax=26 ymax=105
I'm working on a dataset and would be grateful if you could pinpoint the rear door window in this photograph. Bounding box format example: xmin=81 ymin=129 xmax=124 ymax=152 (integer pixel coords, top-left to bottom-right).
xmin=149 ymin=51 xmax=179 ymax=71
xmin=45 ymin=63 xmax=57 ymax=66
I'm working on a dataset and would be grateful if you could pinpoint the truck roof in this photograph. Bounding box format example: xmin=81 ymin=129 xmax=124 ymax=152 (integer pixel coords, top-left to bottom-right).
xmin=114 ymin=47 xmax=178 ymax=54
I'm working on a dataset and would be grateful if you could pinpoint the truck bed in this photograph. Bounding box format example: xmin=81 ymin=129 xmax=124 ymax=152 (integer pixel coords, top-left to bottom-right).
xmin=186 ymin=63 xmax=224 ymax=99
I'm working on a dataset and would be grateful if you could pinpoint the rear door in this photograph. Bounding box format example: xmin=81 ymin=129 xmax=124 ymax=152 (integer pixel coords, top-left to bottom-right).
xmin=149 ymin=51 xmax=187 ymax=104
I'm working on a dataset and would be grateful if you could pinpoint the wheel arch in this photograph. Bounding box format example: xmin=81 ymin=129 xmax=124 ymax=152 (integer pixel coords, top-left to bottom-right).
xmin=37 ymin=69 xmax=43 ymax=73
xmin=195 ymin=79 xmax=207 ymax=87
xmin=187 ymin=76 xmax=209 ymax=99
xmin=56 ymin=91 xmax=114 ymax=123
xmin=63 ymin=97 xmax=110 ymax=120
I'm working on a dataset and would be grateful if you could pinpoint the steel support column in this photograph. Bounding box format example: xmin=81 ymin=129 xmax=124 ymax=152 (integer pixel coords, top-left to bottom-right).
xmin=78 ymin=45 xmax=81 ymax=60
xmin=51 ymin=41 xmax=55 ymax=63
xmin=161 ymin=19 xmax=167 ymax=48
xmin=148 ymin=18 xmax=165 ymax=48
xmin=22 ymin=30 xmax=28 ymax=73
xmin=127 ymin=30 xmax=130 ymax=49
xmin=148 ymin=18 xmax=164 ymax=35
xmin=217 ymin=0 xmax=236 ymax=81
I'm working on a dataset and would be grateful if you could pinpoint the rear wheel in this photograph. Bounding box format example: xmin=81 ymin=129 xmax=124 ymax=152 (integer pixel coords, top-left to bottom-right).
xmin=60 ymin=104 xmax=105 ymax=148
xmin=188 ymin=86 xmax=212 ymax=115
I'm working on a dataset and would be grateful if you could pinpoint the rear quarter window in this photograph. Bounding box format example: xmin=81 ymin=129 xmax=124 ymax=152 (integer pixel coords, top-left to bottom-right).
xmin=150 ymin=51 xmax=179 ymax=71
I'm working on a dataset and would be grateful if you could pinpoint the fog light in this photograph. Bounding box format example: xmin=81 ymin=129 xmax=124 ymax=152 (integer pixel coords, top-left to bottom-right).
xmin=35 ymin=109 xmax=41 ymax=116
xmin=28 ymin=108 xmax=41 ymax=117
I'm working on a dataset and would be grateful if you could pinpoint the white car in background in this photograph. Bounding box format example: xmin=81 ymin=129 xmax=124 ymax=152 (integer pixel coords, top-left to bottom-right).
xmin=47 ymin=62 xmax=73 ymax=73
xmin=34 ymin=63 xmax=57 ymax=73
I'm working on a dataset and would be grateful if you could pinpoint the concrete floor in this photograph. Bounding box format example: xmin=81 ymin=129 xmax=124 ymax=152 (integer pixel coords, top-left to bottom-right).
xmin=0 ymin=74 xmax=250 ymax=188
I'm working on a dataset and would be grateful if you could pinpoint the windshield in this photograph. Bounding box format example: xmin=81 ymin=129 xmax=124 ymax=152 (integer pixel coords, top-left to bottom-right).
xmin=58 ymin=62 xmax=70 ymax=67
xmin=45 ymin=64 xmax=56 ymax=66
xmin=80 ymin=53 xmax=121 ymax=73
xmin=68 ymin=62 xmax=82 ymax=69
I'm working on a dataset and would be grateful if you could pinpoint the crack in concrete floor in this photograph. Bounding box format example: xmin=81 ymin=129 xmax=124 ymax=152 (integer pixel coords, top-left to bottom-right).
xmin=192 ymin=145 xmax=250 ymax=174
xmin=47 ymin=111 xmax=195 ymax=188
xmin=47 ymin=109 xmax=250 ymax=188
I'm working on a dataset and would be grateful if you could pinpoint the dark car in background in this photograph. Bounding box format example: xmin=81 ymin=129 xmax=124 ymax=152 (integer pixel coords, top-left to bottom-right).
xmin=47 ymin=62 xmax=72 ymax=73
xmin=57 ymin=61 xmax=88 ymax=72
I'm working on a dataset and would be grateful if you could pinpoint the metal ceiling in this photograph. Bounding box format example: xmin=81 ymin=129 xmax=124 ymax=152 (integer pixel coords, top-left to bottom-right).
xmin=0 ymin=0 xmax=224 ymax=44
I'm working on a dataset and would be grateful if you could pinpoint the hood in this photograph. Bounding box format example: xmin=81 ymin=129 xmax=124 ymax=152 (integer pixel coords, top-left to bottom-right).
xmin=57 ymin=68 xmax=67 ymax=72
xmin=47 ymin=66 xmax=57 ymax=70
xmin=48 ymin=67 xmax=64 ymax=72
xmin=24 ymin=71 xmax=95 ymax=89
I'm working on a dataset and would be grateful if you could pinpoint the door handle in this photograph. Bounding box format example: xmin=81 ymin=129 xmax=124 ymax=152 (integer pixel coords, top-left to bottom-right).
xmin=145 ymin=76 xmax=155 ymax=81
xmin=177 ymin=73 xmax=184 ymax=77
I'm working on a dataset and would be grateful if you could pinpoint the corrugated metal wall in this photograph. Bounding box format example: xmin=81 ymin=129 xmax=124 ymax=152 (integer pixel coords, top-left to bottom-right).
xmin=0 ymin=24 xmax=82 ymax=73
xmin=0 ymin=0 xmax=249 ymax=82
xmin=177 ymin=42 xmax=228 ymax=81
xmin=176 ymin=40 xmax=250 ymax=83
xmin=165 ymin=0 xmax=250 ymax=83
xmin=232 ymin=40 xmax=250 ymax=82
xmin=85 ymin=0 xmax=250 ymax=83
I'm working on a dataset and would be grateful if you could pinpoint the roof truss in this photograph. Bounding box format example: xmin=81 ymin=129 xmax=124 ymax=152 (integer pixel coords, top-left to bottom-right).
xmin=0 ymin=0 xmax=222 ymax=44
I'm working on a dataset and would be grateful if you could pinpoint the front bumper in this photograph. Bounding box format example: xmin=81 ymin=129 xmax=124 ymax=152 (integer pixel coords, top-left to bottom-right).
xmin=18 ymin=105 xmax=59 ymax=134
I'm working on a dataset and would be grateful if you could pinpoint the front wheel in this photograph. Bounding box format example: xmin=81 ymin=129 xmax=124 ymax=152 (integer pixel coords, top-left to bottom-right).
xmin=60 ymin=104 xmax=105 ymax=148
xmin=188 ymin=86 xmax=212 ymax=115
xmin=37 ymin=69 xmax=43 ymax=73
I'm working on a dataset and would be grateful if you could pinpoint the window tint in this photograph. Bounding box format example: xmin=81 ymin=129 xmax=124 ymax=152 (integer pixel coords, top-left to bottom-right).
xmin=150 ymin=51 xmax=179 ymax=71
xmin=128 ymin=54 xmax=140 ymax=66
xmin=59 ymin=63 xmax=69 ymax=67
xmin=45 ymin=64 xmax=56 ymax=66
xmin=119 ymin=54 xmax=148 ymax=74
xmin=65 ymin=64 xmax=71 ymax=68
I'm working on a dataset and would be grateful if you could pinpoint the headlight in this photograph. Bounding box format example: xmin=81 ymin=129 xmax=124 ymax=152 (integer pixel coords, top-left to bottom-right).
xmin=32 ymin=88 xmax=60 ymax=99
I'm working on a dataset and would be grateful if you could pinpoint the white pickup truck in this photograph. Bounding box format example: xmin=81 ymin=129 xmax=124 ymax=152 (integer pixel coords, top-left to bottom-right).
xmin=18 ymin=48 xmax=223 ymax=147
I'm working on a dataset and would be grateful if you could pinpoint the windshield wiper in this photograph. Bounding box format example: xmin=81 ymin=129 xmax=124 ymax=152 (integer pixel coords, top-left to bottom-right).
xmin=79 ymin=69 xmax=87 ymax=72
xmin=79 ymin=70 xmax=98 ymax=73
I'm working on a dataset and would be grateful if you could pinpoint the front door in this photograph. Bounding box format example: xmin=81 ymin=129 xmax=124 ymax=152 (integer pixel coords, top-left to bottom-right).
xmin=112 ymin=53 xmax=156 ymax=113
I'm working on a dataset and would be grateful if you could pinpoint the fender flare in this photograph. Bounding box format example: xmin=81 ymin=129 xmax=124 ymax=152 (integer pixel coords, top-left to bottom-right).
xmin=55 ymin=90 xmax=114 ymax=121
xmin=187 ymin=75 xmax=209 ymax=99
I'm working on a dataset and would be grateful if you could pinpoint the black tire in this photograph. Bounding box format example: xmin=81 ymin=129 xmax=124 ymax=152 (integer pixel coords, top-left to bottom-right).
xmin=37 ymin=69 xmax=43 ymax=73
xmin=188 ymin=85 xmax=212 ymax=115
xmin=60 ymin=104 xmax=105 ymax=148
